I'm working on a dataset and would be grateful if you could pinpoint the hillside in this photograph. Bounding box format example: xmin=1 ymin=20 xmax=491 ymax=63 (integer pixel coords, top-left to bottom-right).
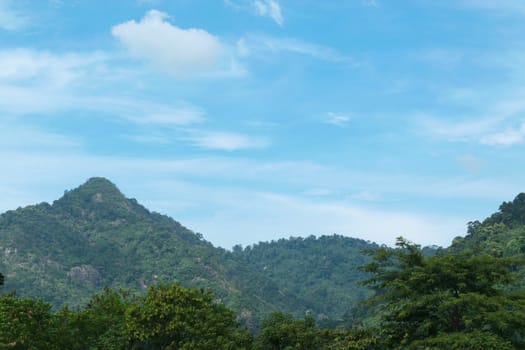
xmin=0 ymin=177 xmax=375 ymax=326
xmin=233 ymin=235 xmax=376 ymax=325
xmin=449 ymin=193 xmax=525 ymax=289
xmin=450 ymin=193 xmax=525 ymax=257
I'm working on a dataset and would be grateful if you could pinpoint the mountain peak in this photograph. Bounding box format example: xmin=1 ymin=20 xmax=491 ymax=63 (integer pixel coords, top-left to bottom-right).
xmin=483 ymin=192 xmax=525 ymax=228
xmin=77 ymin=177 xmax=122 ymax=197
xmin=53 ymin=177 xmax=144 ymax=221
xmin=61 ymin=177 xmax=125 ymax=204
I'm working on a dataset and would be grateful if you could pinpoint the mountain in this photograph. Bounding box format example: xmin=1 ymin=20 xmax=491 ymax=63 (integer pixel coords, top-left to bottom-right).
xmin=448 ymin=193 xmax=525 ymax=290
xmin=450 ymin=193 xmax=525 ymax=257
xmin=0 ymin=177 xmax=376 ymax=327
xmin=233 ymin=236 xmax=376 ymax=325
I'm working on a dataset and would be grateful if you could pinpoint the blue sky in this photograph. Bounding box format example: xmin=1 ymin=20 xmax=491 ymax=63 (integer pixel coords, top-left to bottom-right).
xmin=2 ymin=0 xmax=525 ymax=248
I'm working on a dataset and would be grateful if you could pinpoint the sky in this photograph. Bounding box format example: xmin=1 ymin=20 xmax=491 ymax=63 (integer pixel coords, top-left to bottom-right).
xmin=2 ymin=0 xmax=525 ymax=249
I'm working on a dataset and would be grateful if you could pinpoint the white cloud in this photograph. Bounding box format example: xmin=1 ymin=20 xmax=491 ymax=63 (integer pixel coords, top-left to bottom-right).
xmin=417 ymin=114 xmax=525 ymax=146
xmin=127 ymin=107 xmax=205 ymax=125
xmin=238 ymin=35 xmax=357 ymax=63
xmin=180 ymin=190 xmax=465 ymax=248
xmin=185 ymin=130 xmax=268 ymax=151
xmin=0 ymin=49 xmax=213 ymax=127
xmin=416 ymin=114 xmax=500 ymax=142
xmin=2 ymin=148 xmax=524 ymax=248
xmin=0 ymin=121 xmax=80 ymax=150
xmin=253 ymin=0 xmax=284 ymax=26
xmin=0 ymin=49 xmax=107 ymax=87
xmin=480 ymin=123 xmax=525 ymax=146
xmin=0 ymin=1 xmax=28 ymax=31
xmin=325 ymin=112 xmax=351 ymax=126
xmin=111 ymin=10 xmax=225 ymax=76
xmin=0 ymin=149 xmax=467 ymax=248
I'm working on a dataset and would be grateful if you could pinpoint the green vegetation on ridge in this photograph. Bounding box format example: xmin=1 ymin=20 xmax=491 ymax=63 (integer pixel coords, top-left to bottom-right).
xmin=3 ymin=180 xmax=525 ymax=348
xmin=0 ymin=177 xmax=375 ymax=327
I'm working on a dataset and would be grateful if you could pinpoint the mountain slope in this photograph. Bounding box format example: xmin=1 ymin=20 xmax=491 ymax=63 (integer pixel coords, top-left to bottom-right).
xmin=0 ymin=177 xmax=375 ymax=327
xmin=450 ymin=193 xmax=525 ymax=257
xmin=448 ymin=193 xmax=525 ymax=291
xmin=234 ymin=235 xmax=376 ymax=323
xmin=0 ymin=179 xmax=283 ymax=318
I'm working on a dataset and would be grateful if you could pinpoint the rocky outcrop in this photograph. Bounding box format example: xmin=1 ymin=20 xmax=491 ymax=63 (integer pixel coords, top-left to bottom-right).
xmin=67 ymin=264 xmax=101 ymax=287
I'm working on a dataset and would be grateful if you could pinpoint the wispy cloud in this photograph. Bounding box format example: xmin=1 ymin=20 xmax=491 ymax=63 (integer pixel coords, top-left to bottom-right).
xmin=415 ymin=88 xmax=525 ymax=146
xmin=127 ymin=107 xmax=206 ymax=126
xmin=184 ymin=130 xmax=269 ymax=151
xmin=0 ymin=121 xmax=80 ymax=150
xmin=237 ymin=36 xmax=357 ymax=63
xmin=417 ymin=114 xmax=525 ymax=146
xmin=0 ymin=47 xmax=255 ymax=153
xmin=0 ymin=48 xmax=206 ymax=125
xmin=170 ymin=188 xmax=466 ymax=248
xmin=252 ymin=0 xmax=284 ymax=26
xmin=416 ymin=115 xmax=500 ymax=142
xmin=112 ymin=10 xmax=227 ymax=76
xmin=2 ymin=145 xmax=523 ymax=248
xmin=0 ymin=148 xmax=470 ymax=248
xmin=0 ymin=48 xmax=116 ymax=115
xmin=0 ymin=48 xmax=107 ymax=87
xmin=325 ymin=112 xmax=351 ymax=126
xmin=480 ymin=122 xmax=525 ymax=146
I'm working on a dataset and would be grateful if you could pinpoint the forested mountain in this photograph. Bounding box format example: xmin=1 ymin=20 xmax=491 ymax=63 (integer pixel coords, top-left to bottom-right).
xmin=4 ymin=179 xmax=525 ymax=348
xmin=233 ymin=236 xmax=376 ymax=325
xmin=0 ymin=177 xmax=376 ymax=326
xmin=451 ymin=193 xmax=525 ymax=257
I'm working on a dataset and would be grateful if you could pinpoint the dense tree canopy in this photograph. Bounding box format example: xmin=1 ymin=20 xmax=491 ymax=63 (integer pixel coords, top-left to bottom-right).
xmin=362 ymin=238 xmax=525 ymax=349
xmin=0 ymin=296 xmax=58 ymax=349
xmin=0 ymin=178 xmax=379 ymax=327
xmin=125 ymin=283 xmax=252 ymax=350
xmin=254 ymin=312 xmax=327 ymax=350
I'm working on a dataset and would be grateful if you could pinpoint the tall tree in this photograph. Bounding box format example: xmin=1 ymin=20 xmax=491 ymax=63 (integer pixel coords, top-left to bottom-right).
xmin=362 ymin=238 xmax=525 ymax=349
xmin=254 ymin=312 xmax=328 ymax=350
xmin=0 ymin=296 xmax=58 ymax=349
xmin=125 ymin=283 xmax=252 ymax=349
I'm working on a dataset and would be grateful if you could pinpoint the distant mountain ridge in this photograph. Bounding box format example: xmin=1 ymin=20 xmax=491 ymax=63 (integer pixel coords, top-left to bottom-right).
xmin=0 ymin=177 xmax=376 ymax=326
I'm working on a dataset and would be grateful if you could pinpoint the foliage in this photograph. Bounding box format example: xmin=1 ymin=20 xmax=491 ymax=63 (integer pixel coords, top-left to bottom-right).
xmin=406 ymin=331 xmax=514 ymax=350
xmin=325 ymin=327 xmax=381 ymax=350
xmin=0 ymin=295 xmax=57 ymax=349
xmin=125 ymin=283 xmax=252 ymax=349
xmin=0 ymin=284 xmax=252 ymax=350
xmin=362 ymin=237 xmax=525 ymax=349
xmin=237 ymin=235 xmax=377 ymax=323
xmin=254 ymin=312 xmax=324 ymax=350
xmin=57 ymin=288 xmax=131 ymax=350
xmin=0 ymin=177 xmax=379 ymax=327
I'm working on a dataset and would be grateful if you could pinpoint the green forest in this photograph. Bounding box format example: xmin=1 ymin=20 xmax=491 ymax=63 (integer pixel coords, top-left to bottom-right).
xmin=3 ymin=178 xmax=525 ymax=348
